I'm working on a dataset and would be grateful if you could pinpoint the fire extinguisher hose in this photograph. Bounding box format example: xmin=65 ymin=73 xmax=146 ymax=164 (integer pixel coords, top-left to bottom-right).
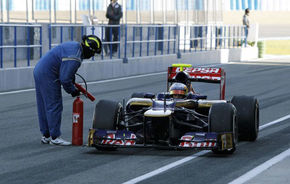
xmin=74 ymin=73 xmax=95 ymax=102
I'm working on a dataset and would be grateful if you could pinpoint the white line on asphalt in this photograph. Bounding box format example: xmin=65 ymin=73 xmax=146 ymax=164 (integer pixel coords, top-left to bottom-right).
xmin=122 ymin=150 xmax=210 ymax=184
xmin=0 ymin=72 xmax=167 ymax=96
xmin=228 ymin=148 xmax=290 ymax=184
xmin=0 ymin=88 xmax=36 ymax=95
xmin=122 ymin=115 xmax=290 ymax=184
xmin=259 ymin=114 xmax=290 ymax=131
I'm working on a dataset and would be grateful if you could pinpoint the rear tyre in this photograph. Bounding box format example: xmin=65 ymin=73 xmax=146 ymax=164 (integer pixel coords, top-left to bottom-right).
xmin=231 ymin=96 xmax=259 ymax=141
xmin=209 ymin=103 xmax=237 ymax=154
xmin=93 ymin=100 xmax=122 ymax=151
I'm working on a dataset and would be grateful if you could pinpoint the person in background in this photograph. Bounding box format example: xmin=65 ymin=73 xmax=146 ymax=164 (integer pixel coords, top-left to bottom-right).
xmin=105 ymin=0 xmax=123 ymax=56
xmin=33 ymin=35 xmax=102 ymax=146
xmin=243 ymin=8 xmax=250 ymax=46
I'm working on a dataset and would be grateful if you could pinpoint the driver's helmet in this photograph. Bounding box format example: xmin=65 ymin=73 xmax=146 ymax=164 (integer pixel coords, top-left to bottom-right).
xmin=169 ymin=83 xmax=188 ymax=99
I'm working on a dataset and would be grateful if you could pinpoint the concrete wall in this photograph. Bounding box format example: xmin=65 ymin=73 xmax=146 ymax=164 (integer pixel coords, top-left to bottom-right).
xmin=0 ymin=47 xmax=258 ymax=92
xmin=229 ymin=47 xmax=258 ymax=62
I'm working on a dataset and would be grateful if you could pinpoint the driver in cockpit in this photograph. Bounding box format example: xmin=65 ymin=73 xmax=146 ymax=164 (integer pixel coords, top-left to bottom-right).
xmin=174 ymin=71 xmax=196 ymax=94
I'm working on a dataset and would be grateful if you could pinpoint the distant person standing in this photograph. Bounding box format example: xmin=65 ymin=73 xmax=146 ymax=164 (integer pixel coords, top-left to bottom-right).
xmin=243 ymin=8 xmax=250 ymax=46
xmin=105 ymin=0 xmax=123 ymax=56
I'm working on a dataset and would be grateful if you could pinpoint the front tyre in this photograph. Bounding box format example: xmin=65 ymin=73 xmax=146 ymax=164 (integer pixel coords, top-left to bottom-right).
xmin=209 ymin=103 xmax=237 ymax=154
xmin=231 ymin=96 xmax=259 ymax=141
xmin=92 ymin=100 xmax=122 ymax=151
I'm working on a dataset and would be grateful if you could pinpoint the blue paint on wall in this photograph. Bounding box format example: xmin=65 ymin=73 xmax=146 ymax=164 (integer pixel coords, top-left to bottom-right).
xmin=236 ymin=0 xmax=240 ymax=10
xmin=254 ymin=0 xmax=258 ymax=10
xmin=230 ymin=0 xmax=234 ymax=10
xmin=242 ymin=0 xmax=246 ymax=9
xmin=248 ymin=0 xmax=252 ymax=10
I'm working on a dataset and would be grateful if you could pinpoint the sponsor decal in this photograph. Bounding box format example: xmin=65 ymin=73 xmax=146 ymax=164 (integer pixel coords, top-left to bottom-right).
xmin=73 ymin=113 xmax=80 ymax=124
xmin=195 ymin=133 xmax=206 ymax=136
xmin=175 ymin=67 xmax=221 ymax=74
xmin=170 ymin=67 xmax=222 ymax=81
xmin=221 ymin=133 xmax=233 ymax=150
xmin=179 ymin=141 xmax=216 ymax=148
xmin=180 ymin=135 xmax=194 ymax=141
xmin=101 ymin=133 xmax=136 ymax=146
xmin=179 ymin=133 xmax=217 ymax=148
xmin=190 ymin=75 xmax=221 ymax=81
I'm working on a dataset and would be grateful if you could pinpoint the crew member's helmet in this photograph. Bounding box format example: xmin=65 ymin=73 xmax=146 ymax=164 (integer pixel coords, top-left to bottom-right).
xmin=81 ymin=35 xmax=102 ymax=59
xmin=169 ymin=83 xmax=188 ymax=99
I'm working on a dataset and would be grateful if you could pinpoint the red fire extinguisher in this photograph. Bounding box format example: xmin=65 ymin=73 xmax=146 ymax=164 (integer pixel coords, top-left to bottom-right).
xmin=72 ymin=96 xmax=83 ymax=146
xmin=72 ymin=82 xmax=95 ymax=146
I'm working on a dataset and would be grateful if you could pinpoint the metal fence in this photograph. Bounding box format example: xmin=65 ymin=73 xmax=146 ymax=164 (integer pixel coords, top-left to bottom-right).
xmin=0 ymin=23 xmax=42 ymax=68
xmin=0 ymin=23 xmax=247 ymax=68
xmin=49 ymin=24 xmax=246 ymax=61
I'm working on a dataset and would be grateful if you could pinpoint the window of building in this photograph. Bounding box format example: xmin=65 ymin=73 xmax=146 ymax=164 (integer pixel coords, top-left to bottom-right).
xmin=35 ymin=0 xmax=49 ymax=11
xmin=79 ymin=0 xmax=90 ymax=10
xmin=140 ymin=0 xmax=151 ymax=11
xmin=127 ymin=0 xmax=135 ymax=10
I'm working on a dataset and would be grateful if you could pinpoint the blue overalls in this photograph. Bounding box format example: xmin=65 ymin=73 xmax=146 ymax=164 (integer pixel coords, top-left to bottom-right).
xmin=33 ymin=41 xmax=82 ymax=138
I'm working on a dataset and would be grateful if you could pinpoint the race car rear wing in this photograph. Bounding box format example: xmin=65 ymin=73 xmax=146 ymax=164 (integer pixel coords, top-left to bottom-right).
xmin=167 ymin=64 xmax=226 ymax=100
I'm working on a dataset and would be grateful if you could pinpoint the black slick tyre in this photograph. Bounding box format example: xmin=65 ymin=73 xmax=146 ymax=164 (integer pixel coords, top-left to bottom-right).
xmin=231 ymin=96 xmax=259 ymax=141
xmin=93 ymin=100 xmax=122 ymax=130
xmin=92 ymin=100 xmax=122 ymax=151
xmin=209 ymin=103 xmax=237 ymax=154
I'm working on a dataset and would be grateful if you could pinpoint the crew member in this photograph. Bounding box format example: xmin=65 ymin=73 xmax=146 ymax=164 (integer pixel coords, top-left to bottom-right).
xmin=105 ymin=0 xmax=123 ymax=56
xmin=33 ymin=35 xmax=102 ymax=146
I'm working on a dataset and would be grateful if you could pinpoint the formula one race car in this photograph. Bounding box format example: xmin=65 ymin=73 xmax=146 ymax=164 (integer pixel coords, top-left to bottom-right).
xmin=88 ymin=64 xmax=259 ymax=154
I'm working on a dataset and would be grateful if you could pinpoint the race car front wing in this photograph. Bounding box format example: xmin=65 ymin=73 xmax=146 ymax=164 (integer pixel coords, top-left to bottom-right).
xmin=88 ymin=129 xmax=234 ymax=151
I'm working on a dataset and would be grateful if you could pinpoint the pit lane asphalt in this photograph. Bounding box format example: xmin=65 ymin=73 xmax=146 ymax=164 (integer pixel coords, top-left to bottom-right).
xmin=1 ymin=58 xmax=290 ymax=184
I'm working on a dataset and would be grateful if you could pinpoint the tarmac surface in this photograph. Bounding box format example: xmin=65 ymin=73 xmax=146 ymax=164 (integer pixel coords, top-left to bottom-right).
xmin=245 ymin=155 xmax=290 ymax=184
xmin=1 ymin=56 xmax=290 ymax=184
xmin=240 ymin=56 xmax=290 ymax=184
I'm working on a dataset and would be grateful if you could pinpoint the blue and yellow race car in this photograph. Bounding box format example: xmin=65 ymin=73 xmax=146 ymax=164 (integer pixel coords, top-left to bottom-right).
xmin=88 ymin=64 xmax=259 ymax=154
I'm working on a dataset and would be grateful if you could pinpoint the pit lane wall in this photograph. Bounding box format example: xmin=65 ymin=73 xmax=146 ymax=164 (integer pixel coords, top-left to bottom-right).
xmin=0 ymin=47 xmax=257 ymax=92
